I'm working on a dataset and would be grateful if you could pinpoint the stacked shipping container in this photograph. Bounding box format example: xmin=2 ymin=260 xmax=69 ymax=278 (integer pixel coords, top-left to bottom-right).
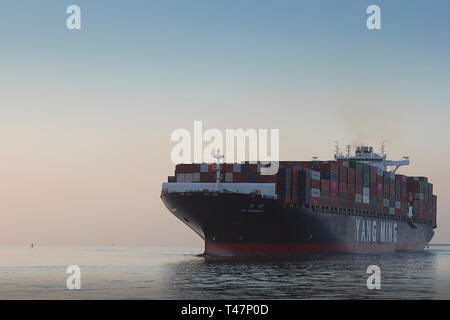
xmin=172 ymin=161 xmax=436 ymax=224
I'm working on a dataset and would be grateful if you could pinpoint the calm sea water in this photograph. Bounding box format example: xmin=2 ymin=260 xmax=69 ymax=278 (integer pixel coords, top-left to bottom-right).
xmin=1 ymin=245 xmax=449 ymax=299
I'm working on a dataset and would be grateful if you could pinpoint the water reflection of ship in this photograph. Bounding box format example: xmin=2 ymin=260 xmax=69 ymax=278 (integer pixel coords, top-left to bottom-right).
xmin=160 ymin=251 xmax=438 ymax=299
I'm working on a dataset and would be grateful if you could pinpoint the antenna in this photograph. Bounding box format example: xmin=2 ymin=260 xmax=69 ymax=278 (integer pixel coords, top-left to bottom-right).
xmin=334 ymin=141 xmax=340 ymax=157
xmin=346 ymin=145 xmax=351 ymax=157
xmin=213 ymin=149 xmax=224 ymax=191
xmin=381 ymin=141 xmax=386 ymax=156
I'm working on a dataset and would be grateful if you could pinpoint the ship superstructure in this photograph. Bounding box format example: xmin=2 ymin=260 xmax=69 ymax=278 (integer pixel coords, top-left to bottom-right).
xmin=334 ymin=143 xmax=410 ymax=172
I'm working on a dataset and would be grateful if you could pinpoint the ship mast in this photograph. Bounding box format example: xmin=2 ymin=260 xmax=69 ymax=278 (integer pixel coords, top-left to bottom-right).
xmin=213 ymin=149 xmax=224 ymax=191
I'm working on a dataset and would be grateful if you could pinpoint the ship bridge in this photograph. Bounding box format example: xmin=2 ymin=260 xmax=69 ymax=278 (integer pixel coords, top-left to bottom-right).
xmin=334 ymin=144 xmax=409 ymax=172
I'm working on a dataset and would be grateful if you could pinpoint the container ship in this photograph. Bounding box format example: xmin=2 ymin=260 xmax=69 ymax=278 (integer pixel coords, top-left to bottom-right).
xmin=161 ymin=146 xmax=437 ymax=256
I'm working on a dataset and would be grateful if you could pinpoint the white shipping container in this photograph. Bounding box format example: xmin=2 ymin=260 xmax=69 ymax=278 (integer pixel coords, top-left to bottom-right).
xmin=363 ymin=187 xmax=370 ymax=196
xmin=377 ymin=168 xmax=384 ymax=176
xmin=311 ymin=171 xmax=321 ymax=181
xmin=389 ymin=207 xmax=395 ymax=215
xmin=225 ymin=172 xmax=233 ymax=182
xmin=177 ymin=173 xmax=185 ymax=183
xmin=395 ymin=201 xmax=401 ymax=209
xmin=193 ymin=172 xmax=200 ymax=182
xmin=383 ymin=199 xmax=389 ymax=207
xmin=200 ymin=163 xmax=208 ymax=172
xmin=233 ymin=163 xmax=241 ymax=173
xmin=311 ymin=188 xmax=320 ymax=198
xmin=355 ymin=194 xmax=362 ymax=203
xmin=363 ymin=195 xmax=370 ymax=204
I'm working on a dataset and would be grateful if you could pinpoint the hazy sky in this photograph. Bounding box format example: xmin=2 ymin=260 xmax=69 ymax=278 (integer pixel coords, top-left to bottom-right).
xmin=1 ymin=1 xmax=450 ymax=245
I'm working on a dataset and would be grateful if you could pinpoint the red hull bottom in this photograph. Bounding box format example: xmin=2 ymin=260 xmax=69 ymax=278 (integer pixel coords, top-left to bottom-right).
xmin=205 ymin=242 xmax=427 ymax=256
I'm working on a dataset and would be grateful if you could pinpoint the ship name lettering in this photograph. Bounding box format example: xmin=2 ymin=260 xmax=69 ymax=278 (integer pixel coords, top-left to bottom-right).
xmin=356 ymin=219 xmax=397 ymax=243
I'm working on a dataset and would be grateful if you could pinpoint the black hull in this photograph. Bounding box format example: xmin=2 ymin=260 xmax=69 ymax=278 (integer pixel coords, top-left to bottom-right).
xmin=161 ymin=192 xmax=435 ymax=256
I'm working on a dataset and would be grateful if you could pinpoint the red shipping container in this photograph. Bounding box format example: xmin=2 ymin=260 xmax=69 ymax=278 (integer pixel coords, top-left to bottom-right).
xmin=401 ymin=180 xmax=407 ymax=197
xmin=319 ymin=162 xmax=330 ymax=172
xmin=389 ymin=176 xmax=395 ymax=197
xmin=419 ymin=200 xmax=424 ymax=219
xmin=301 ymin=162 xmax=310 ymax=169
xmin=200 ymin=172 xmax=215 ymax=182
xmin=330 ymin=180 xmax=338 ymax=198
xmin=432 ymin=195 xmax=437 ymax=226
xmin=249 ymin=163 xmax=258 ymax=174
xmin=320 ymin=195 xmax=330 ymax=207
xmin=348 ymin=192 xmax=355 ymax=206
xmin=291 ymin=167 xmax=301 ymax=204
xmin=240 ymin=173 xmax=251 ymax=182
xmin=370 ymin=183 xmax=377 ymax=197
xmin=395 ymin=180 xmax=401 ymax=200
xmin=355 ymin=168 xmax=362 ymax=187
xmin=330 ymin=198 xmax=339 ymax=208
xmin=407 ymin=177 xmax=424 ymax=193
xmin=339 ymin=166 xmax=348 ymax=184
xmin=223 ymin=163 xmax=233 ymax=172
xmin=258 ymin=174 xmax=277 ymax=183
xmin=330 ymin=162 xmax=339 ymax=174
xmin=377 ymin=182 xmax=383 ymax=195
xmin=347 ymin=167 xmax=355 ymax=192
xmin=376 ymin=199 xmax=383 ymax=213
xmin=339 ymin=182 xmax=347 ymax=195
xmin=176 ymin=163 xmax=196 ymax=174
xmin=321 ymin=179 xmax=330 ymax=191
xmin=338 ymin=193 xmax=347 ymax=209
xmin=383 ymin=172 xmax=390 ymax=196
xmin=370 ymin=166 xmax=377 ymax=185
